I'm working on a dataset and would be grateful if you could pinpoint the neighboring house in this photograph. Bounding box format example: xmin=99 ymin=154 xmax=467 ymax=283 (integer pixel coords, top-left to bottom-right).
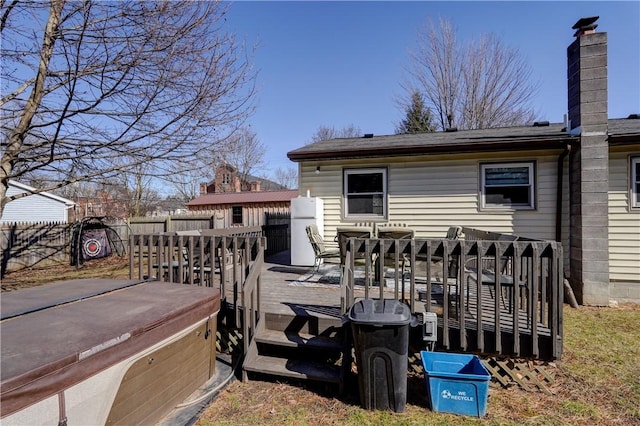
xmin=148 ymin=196 xmax=188 ymax=217
xmin=73 ymin=191 xmax=129 ymax=221
xmin=187 ymin=190 xmax=298 ymax=228
xmin=287 ymin=18 xmax=640 ymax=305
xmin=199 ymin=163 xmax=288 ymax=195
xmin=1 ymin=180 xmax=76 ymax=223
xmin=189 ymin=164 xmax=295 ymax=228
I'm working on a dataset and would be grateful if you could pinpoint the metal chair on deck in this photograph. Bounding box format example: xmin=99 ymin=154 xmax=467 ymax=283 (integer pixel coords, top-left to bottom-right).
xmin=377 ymin=226 xmax=415 ymax=293
xmin=305 ymin=224 xmax=340 ymax=272
xmin=413 ymin=226 xmax=463 ymax=308
xmin=464 ymin=234 xmax=527 ymax=313
xmin=335 ymin=226 xmax=373 ymax=273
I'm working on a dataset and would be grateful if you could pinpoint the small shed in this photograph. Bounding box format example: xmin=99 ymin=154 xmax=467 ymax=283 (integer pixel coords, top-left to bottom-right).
xmin=187 ymin=190 xmax=297 ymax=228
xmin=1 ymin=181 xmax=76 ymax=223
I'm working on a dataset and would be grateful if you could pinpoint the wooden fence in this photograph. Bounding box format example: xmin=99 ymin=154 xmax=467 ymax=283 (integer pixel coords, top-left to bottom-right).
xmin=263 ymin=212 xmax=290 ymax=256
xmin=1 ymin=222 xmax=71 ymax=277
xmin=127 ymin=213 xmax=290 ymax=257
xmin=127 ymin=215 xmax=217 ymax=235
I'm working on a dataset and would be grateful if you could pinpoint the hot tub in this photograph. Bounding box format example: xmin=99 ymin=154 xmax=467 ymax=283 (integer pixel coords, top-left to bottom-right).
xmin=1 ymin=278 xmax=220 ymax=425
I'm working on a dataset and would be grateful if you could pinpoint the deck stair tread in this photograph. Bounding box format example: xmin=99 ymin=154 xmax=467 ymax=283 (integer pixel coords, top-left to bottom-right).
xmin=244 ymin=351 xmax=343 ymax=383
xmin=255 ymin=329 xmax=344 ymax=350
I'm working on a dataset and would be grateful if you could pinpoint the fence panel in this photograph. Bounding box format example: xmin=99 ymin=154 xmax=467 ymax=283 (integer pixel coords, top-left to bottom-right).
xmin=1 ymin=222 xmax=71 ymax=276
xmin=263 ymin=211 xmax=290 ymax=256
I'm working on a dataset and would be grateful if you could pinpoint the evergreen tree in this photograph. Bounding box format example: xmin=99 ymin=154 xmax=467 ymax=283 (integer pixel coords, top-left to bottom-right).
xmin=396 ymin=91 xmax=436 ymax=134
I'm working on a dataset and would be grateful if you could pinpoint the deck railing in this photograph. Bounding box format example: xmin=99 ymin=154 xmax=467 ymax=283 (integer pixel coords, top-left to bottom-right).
xmin=340 ymin=228 xmax=563 ymax=360
xmin=129 ymin=229 xmax=265 ymax=334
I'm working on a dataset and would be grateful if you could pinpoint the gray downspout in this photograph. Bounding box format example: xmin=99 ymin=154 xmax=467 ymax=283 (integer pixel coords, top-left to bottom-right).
xmin=556 ymin=144 xmax=571 ymax=242
xmin=557 ymin=143 xmax=580 ymax=308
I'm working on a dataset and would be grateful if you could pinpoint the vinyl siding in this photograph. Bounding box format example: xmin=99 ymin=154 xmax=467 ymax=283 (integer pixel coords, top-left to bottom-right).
xmin=608 ymin=147 xmax=640 ymax=282
xmin=300 ymin=150 xmax=565 ymax=251
xmin=1 ymin=185 xmax=71 ymax=223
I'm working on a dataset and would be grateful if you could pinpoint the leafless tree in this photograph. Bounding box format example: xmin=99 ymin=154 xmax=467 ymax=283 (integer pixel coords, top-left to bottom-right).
xmin=114 ymin=161 xmax=161 ymax=217
xmin=0 ymin=0 xmax=256 ymax=217
xmin=168 ymin=165 xmax=212 ymax=202
xmin=220 ymin=127 xmax=265 ymax=186
xmin=310 ymin=124 xmax=362 ymax=143
xmin=403 ymin=18 xmax=538 ymax=131
xmin=274 ymin=166 xmax=298 ymax=189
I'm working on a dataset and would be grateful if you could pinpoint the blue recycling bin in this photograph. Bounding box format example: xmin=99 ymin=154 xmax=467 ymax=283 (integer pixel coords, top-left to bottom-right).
xmin=420 ymin=351 xmax=491 ymax=417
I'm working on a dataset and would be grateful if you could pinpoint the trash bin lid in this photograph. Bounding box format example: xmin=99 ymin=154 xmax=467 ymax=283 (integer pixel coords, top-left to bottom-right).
xmin=348 ymin=299 xmax=412 ymax=325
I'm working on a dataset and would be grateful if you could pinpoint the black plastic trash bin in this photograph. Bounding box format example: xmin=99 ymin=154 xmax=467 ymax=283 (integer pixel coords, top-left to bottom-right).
xmin=349 ymin=299 xmax=412 ymax=412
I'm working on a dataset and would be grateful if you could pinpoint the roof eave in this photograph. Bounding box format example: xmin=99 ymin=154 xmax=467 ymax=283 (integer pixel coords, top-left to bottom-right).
xmin=287 ymin=137 xmax=574 ymax=162
xmin=608 ymin=133 xmax=640 ymax=146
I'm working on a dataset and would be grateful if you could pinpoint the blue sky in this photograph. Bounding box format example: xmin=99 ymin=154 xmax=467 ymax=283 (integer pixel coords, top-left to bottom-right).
xmin=224 ymin=1 xmax=640 ymax=179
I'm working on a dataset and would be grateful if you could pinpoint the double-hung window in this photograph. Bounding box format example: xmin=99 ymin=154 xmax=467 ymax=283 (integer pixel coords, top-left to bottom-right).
xmin=343 ymin=168 xmax=387 ymax=219
xmin=481 ymin=162 xmax=535 ymax=209
xmin=632 ymin=157 xmax=640 ymax=209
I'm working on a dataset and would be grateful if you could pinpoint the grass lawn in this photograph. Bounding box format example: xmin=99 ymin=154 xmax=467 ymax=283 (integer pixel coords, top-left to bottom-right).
xmin=3 ymin=257 xmax=639 ymax=425
xmin=197 ymin=304 xmax=640 ymax=426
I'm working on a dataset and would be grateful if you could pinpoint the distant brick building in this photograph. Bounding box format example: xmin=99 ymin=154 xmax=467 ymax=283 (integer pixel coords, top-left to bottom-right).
xmin=188 ymin=164 xmax=296 ymax=228
xmin=199 ymin=164 xmax=287 ymax=195
xmin=72 ymin=191 xmax=129 ymax=221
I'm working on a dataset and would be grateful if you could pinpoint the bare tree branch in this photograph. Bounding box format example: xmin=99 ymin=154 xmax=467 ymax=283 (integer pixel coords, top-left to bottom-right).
xmin=274 ymin=166 xmax=298 ymax=190
xmin=310 ymin=124 xmax=362 ymax=143
xmin=0 ymin=0 xmax=256 ymax=216
xmin=221 ymin=127 xmax=266 ymax=186
xmin=404 ymin=18 xmax=538 ymax=131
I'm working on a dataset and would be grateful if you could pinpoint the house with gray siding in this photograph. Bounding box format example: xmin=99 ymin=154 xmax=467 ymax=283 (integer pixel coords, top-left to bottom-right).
xmin=287 ymin=17 xmax=640 ymax=305
xmin=1 ymin=181 xmax=76 ymax=224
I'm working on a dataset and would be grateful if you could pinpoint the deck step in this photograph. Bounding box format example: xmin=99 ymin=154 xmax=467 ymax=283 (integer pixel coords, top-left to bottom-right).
xmin=243 ymin=352 xmax=343 ymax=384
xmin=264 ymin=312 xmax=345 ymax=335
xmin=255 ymin=329 xmax=344 ymax=351
xmin=243 ymin=323 xmax=350 ymax=393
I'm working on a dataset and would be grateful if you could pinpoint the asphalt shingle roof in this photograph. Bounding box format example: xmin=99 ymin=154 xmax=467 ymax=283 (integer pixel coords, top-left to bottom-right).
xmin=187 ymin=190 xmax=298 ymax=207
xmin=287 ymin=118 xmax=640 ymax=161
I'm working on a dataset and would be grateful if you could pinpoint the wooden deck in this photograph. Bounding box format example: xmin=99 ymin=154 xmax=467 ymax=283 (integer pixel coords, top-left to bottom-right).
xmin=257 ymin=250 xmax=558 ymax=359
xmin=129 ymin=231 xmax=563 ymax=361
xmin=255 ymin=251 xmax=342 ymax=316
xmin=128 ymin=229 xmax=563 ymax=393
xmin=257 ymin=252 xmax=410 ymax=322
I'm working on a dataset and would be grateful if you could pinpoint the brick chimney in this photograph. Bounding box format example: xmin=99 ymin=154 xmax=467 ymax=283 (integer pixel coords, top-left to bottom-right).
xmin=250 ymin=181 xmax=261 ymax=192
xmin=199 ymin=182 xmax=208 ymax=195
xmin=567 ymin=16 xmax=610 ymax=305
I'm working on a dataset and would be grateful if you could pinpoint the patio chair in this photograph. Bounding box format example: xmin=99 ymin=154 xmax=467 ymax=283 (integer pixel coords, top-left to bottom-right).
xmin=377 ymin=226 xmax=415 ymax=298
xmin=335 ymin=226 xmax=373 ymax=271
xmin=151 ymin=232 xmax=190 ymax=282
xmin=305 ymin=224 xmax=340 ymax=272
xmin=464 ymin=234 xmax=526 ymax=312
xmin=199 ymin=229 xmax=243 ymax=290
xmin=414 ymin=226 xmax=463 ymax=305
xmin=377 ymin=225 xmax=414 ymax=268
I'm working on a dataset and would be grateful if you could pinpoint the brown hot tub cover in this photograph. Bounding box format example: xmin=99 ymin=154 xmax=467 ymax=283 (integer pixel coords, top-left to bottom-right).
xmin=1 ymin=279 xmax=220 ymax=418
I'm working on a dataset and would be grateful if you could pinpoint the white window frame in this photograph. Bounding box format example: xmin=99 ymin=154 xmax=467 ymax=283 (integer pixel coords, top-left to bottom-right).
xmin=343 ymin=168 xmax=387 ymax=219
xmin=632 ymin=157 xmax=640 ymax=209
xmin=480 ymin=162 xmax=535 ymax=210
